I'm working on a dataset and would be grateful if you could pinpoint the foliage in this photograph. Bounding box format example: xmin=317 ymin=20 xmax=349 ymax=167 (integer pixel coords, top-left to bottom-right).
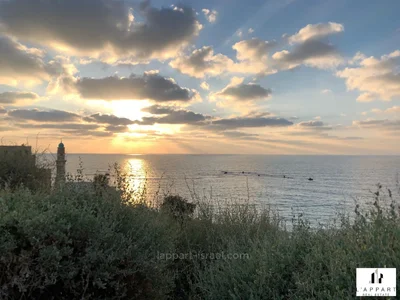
xmin=0 ymin=159 xmax=399 ymax=299
xmin=0 ymin=185 xmax=178 ymax=299
xmin=161 ymin=195 xmax=196 ymax=224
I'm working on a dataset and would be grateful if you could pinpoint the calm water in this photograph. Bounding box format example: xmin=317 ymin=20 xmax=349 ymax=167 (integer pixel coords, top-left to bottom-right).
xmin=52 ymin=154 xmax=400 ymax=225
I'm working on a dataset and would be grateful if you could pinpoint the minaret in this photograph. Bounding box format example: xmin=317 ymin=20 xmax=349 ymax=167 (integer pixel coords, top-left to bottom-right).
xmin=55 ymin=140 xmax=66 ymax=188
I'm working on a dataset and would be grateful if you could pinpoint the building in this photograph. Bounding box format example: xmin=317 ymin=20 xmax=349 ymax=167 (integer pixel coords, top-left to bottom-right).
xmin=0 ymin=145 xmax=36 ymax=166
xmin=55 ymin=142 xmax=117 ymax=195
xmin=0 ymin=145 xmax=51 ymax=191
xmin=55 ymin=141 xmax=66 ymax=188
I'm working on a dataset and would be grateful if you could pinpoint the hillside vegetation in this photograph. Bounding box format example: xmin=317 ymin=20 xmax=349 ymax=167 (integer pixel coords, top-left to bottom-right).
xmin=0 ymin=164 xmax=399 ymax=299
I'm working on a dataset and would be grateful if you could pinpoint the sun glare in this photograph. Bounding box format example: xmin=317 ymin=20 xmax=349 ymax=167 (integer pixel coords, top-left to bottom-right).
xmin=111 ymin=100 xmax=150 ymax=121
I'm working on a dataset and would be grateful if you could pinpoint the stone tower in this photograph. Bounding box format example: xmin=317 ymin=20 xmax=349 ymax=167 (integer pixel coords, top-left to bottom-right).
xmin=55 ymin=141 xmax=66 ymax=188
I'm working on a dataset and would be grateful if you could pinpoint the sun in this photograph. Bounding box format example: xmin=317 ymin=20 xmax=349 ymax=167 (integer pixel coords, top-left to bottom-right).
xmin=110 ymin=100 xmax=150 ymax=121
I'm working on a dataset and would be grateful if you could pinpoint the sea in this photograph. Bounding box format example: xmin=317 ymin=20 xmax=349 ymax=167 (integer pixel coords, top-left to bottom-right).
xmin=48 ymin=154 xmax=400 ymax=226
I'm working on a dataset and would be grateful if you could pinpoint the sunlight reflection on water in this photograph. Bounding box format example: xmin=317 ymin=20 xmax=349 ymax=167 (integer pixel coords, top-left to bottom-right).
xmin=124 ymin=157 xmax=147 ymax=192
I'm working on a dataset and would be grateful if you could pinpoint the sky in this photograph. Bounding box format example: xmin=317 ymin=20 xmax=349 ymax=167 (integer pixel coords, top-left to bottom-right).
xmin=0 ymin=0 xmax=399 ymax=154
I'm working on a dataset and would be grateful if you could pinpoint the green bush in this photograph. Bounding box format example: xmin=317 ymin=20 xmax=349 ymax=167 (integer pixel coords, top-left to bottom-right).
xmin=0 ymin=186 xmax=178 ymax=299
xmin=186 ymin=186 xmax=400 ymax=300
xmin=161 ymin=195 xmax=196 ymax=224
xmin=1 ymin=162 xmax=399 ymax=300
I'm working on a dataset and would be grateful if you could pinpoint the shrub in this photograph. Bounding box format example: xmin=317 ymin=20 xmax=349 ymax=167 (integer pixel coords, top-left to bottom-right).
xmin=0 ymin=186 xmax=178 ymax=299
xmin=161 ymin=195 xmax=196 ymax=224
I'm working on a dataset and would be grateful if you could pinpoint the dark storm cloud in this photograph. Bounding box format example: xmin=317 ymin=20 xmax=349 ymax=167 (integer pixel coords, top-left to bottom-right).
xmin=216 ymin=83 xmax=272 ymax=101
xmin=71 ymin=73 xmax=194 ymax=102
xmin=8 ymin=109 xmax=81 ymax=122
xmin=84 ymin=113 xmax=134 ymax=125
xmin=0 ymin=91 xmax=39 ymax=104
xmin=0 ymin=0 xmax=201 ymax=61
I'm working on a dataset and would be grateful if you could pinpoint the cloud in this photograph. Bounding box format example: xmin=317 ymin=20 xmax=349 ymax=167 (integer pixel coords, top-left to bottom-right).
xmin=321 ymin=89 xmax=332 ymax=94
xmin=353 ymin=119 xmax=400 ymax=131
xmin=273 ymin=22 xmax=344 ymax=70
xmin=273 ymin=39 xmax=343 ymax=70
xmin=202 ymin=9 xmax=217 ymax=23
xmin=200 ymin=82 xmax=210 ymax=90
xmin=214 ymin=84 xmax=271 ymax=101
xmin=104 ymin=125 xmax=130 ymax=133
xmin=297 ymin=120 xmax=333 ymax=130
xmin=0 ymin=91 xmax=39 ymax=104
xmin=210 ymin=116 xmax=293 ymax=129
xmin=61 ymin=129 xmax=114 ymax=137
xmin=221 ymin=131 xmax=259 ymax=140
xmin=7 ymin=109 xmax=135 ymax=137
xmin=63 ymin=72 xmax=196 ymax=102
xmin=8 ymin=109 xmax=81 ymax=122
xmin=0 ymin=36 xmax=53 ymax=86
xmin=231 ymin=38 xmax=277 ymax=75
xmin=356 ymin=93 xmax=376 ymax=102
xmin=16 ymin=123 xmax=100 ymax=130
xmin=211 ymin=77 xmax=272 ymax=102
xmin=0 ymin=106 xmax=6 ymax=114
xmin=139 ymin=105 xmax=208 ymax=125
xmin=170 ymin=38 xmax=277 ymax=78
xmin=233 ymin=38 xmax=275 ymax=61
xmin=0 ymin=0 xmax=202 ymax=63
xmin=370 ymin=106 xmax=400 ymax=114
xmin=169 ymin=46 xmax=234 ymax=78
xmin=288 ymin=22 xmax=344 ymax=44
xmin=83 ymin=113 xmax=134 ymax=125
xmin=336 ymin=50 xmax=400 ymax=101
xmin=248 ymin=28 xmax=254 ymax=34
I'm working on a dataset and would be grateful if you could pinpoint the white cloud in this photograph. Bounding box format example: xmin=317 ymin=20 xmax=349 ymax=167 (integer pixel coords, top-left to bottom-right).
xmin=170 ymin=38 xmax=277 ymax=78
xmin=288 ymin=22 xmax=344 ymax=44
xmin=370 ymin=106 xmax=400 ymax=114
xmin=248 ymin=28 xmax=254 ymax=34
xmin=272 ymin=23 xmax=344 ymax=70
xmin=337 ymin=50 xmax=400 ymax=101
xmin=321 ymin=89 xmax=332 ymax=94
xmin=169 ymin=46 xmax=234 ymax=78
xmin=357 ymin=93 xmax=376 ymax=103
xmin=202 ymin=9 xmax=218 ymax=23
xmin=200 ymin=82 xmax=210 ymax=90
